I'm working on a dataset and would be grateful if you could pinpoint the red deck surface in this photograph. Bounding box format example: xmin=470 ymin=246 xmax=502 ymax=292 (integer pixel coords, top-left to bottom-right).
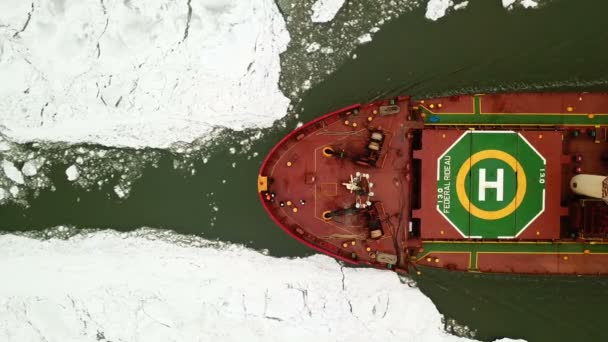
xmin=479 ymin=93 xmax=608 ymax=114
xmin=259 ymin=97 xmax=415 ymax=268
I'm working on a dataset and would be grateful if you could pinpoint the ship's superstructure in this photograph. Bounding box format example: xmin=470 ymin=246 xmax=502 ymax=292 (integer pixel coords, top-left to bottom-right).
xmin=258 ymin=93 xmax=608 ymax=275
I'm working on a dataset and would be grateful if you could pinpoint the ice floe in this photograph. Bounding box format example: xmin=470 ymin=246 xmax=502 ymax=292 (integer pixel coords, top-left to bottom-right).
xmin=1 ymin=160 xmax=24 ymax=184
xmin=454 ymin=1 xmax=469 ymax=10
xmin=113 ymin=185 xmax=127 ymax=199
xmin=21 ymin=158 xmax=44 ymax=177
xmin=504 ymin=0 xmax=538 ymax=9
xmin=426 ymin=0 xmax=540 ymax=20
xmin=357 ymin=33 xmax=373 ymax=44
xmin=311 ymin=0 xmax=346 ymax=23
xmin=425 ymin=0 xmax=455 ymax=21
xmin=65 ymin=165 xmax=80 ymax=181
xmin=0 ymin=229 xmax=523 ymax=341
xmin=0 ymin=0 xmax=290 ymax=149
xmin=0 ymin=141 xmax=10 ymax=152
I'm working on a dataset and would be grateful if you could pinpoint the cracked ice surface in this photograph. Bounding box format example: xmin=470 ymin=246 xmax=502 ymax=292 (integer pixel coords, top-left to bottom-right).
xmin=0 ymin=0 xmax=290 ymax=149
xmin=0 ymin=230 xmax=478 ymax=342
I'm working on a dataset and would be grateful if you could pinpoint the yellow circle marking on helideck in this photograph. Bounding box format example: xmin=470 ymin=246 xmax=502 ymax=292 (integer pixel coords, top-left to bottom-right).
xmin=456 ymin=149 xmax=527 ymax=220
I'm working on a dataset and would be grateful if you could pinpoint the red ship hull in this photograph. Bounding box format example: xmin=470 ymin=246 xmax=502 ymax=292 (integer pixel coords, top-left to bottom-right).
xmin=258 ymin=93 xmax=608 ymax=275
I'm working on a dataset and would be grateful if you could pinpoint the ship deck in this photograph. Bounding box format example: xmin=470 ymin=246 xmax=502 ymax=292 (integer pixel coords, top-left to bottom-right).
xmin=258 ymin=98 xmax=416 ymax=268
xmin=259 ymin=92 xmax=608 ymax=275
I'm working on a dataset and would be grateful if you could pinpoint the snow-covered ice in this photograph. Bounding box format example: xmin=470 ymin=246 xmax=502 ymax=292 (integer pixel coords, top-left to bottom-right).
xmin=503 ymin=0 xmax=538 ymax=8
xmin=426 ymin=0 xmax=454 ymax=21
xmin=65 ymin=164 xmax=80 ymax=181
xmin=454 ymin=1 xmax=469 ymax=10
xmin=311 ymin=0 xmax=347 ymax=23
xmin=0 ymin=140 xmax=10 ymax=152
xmin=0 ymin=0 xmax=290 ymax=149
xmin=306 ymin=42 xmax=322 ymax=53
xmin=113 ymin=185 xmax=126 ymax=198
xmin=21 ymin=160 xmax=38 ymax=177
xmin=357 ymin=33 xmax=373 ymax=44
xmin=1 ymin=160 xmax=24 ymax=184
xmin=511 ymin=0 xmax=538 ymax=8
xmin=0 ymin=230 xmax=517 ymax=342
xmin=21 ymin=158 xmax=44 ymax=177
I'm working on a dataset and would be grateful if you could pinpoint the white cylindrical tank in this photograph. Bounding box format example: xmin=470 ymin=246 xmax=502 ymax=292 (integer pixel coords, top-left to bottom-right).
xmin=570 ymin=174 xmax=608 ymax=199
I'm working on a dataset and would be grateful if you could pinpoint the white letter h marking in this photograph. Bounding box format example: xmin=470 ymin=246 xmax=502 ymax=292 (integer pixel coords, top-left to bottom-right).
xmin=478 ymin=168 xmax=504 ymax=202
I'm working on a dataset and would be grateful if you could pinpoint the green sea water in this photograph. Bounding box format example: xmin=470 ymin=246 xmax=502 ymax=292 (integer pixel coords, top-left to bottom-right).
xmin=2 ymin=0 xmax=608 ymax=341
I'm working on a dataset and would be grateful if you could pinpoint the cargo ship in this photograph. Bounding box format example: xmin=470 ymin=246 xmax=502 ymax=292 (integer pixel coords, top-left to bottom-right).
xmin=258 ymin=93 xmax=608 ymax=275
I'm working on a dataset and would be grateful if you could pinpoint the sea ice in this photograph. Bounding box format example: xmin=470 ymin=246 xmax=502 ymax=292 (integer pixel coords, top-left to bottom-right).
xmin=113 ymin=185 xmax=126 ymax=198
xmin=427 ymin=0 xmax=539 ymax=20
xmin=1 ymin=160 xmax=24 ymax=184
xmin=8 ymin=185 xmax=18 ymax=196
xmin=311 ymin=0 xmax=347 ymax=23
xmin=519 ymin=0 xmax=538 ymax=8
xmin=425 ymin=0 xmax=454 ymax=21
xmin=65 ymin=165 xmax=80 ymax=181
xmin=502 ymin=0 xmax=538 ymax=9
xmin=454 ymin=1 xmax=469 ymax=10
xmin=0 ymin=0 xmax=290 ymax=149
xmin=0 ymin=188 xmax=5 ymax=200
xmin=0 ymin=230 xmax=516 ymax=341
xmin=21 ymin=159 xmax=43 ymax=177
xmin=306 ymin=42 xmax=321 ymax=53
xmin=357 ymin=33 xmax=373 ymax=44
